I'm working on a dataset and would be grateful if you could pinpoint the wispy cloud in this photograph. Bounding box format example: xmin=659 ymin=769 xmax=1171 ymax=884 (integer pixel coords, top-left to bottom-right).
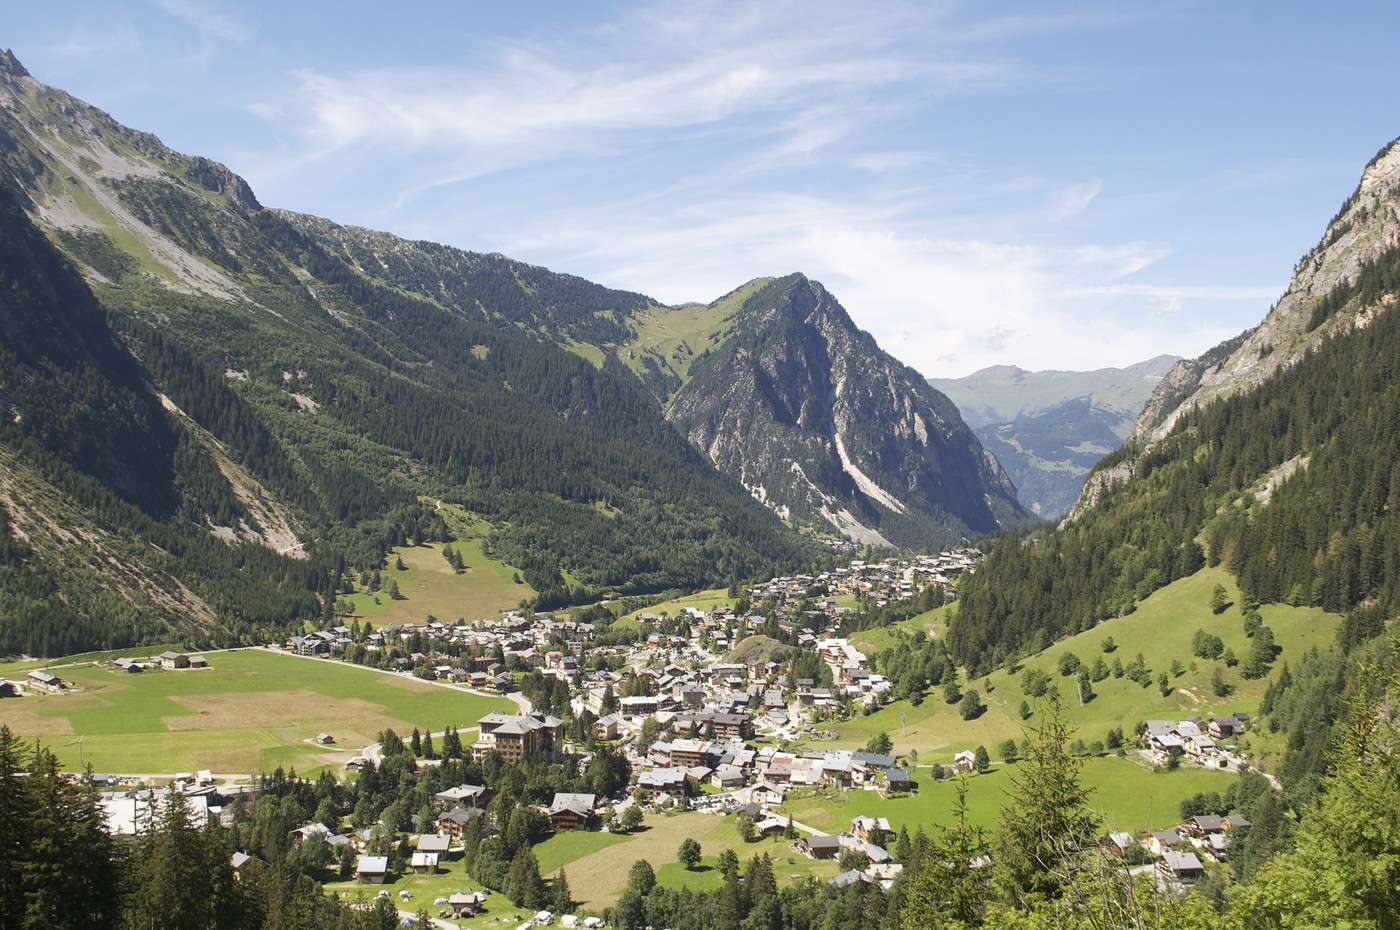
xmin=155 ymin=0 xmax=249 ymax=63
xmin=1049 ymin=178 xmax=1103 ymax=220
xmin=46 ymin=28 xmax=142 ymax=58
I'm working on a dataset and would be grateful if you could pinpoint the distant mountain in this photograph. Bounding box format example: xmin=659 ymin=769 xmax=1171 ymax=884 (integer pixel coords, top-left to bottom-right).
xmin=667 ymin=274 xmax=1028 ymax=547
xmin=929 ymin=356 xmax=1179 ymax=517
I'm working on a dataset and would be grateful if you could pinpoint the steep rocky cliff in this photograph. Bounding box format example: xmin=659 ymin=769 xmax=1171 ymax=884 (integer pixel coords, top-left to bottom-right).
xmin=1068 ymin=134 xmax=1400 ymax=522
xmin=1137 ymin=136 xmax=1400 ymax=440
xmin=668 ymin=274 xmax=1026 ymax=547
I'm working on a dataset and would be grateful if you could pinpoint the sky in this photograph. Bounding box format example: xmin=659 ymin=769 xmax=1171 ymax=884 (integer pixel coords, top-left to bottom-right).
xmin=8 ymin=1 xmax=1400 ymax=377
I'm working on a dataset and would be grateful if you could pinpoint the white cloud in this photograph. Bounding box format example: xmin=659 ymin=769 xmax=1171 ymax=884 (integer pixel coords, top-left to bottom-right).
xmin=1049 ymin=178 xmax=1103 ymax=220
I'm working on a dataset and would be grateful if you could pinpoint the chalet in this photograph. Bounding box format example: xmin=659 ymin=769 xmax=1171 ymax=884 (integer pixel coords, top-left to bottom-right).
xmin=355 ymin=855 xmax=389 ymax=884
xmin=548 ymin=793 xmax=597 ymax=831
xmin=952 ymin=750 xmax=977 ymax=774
xmin=851 ymin=816 xmax=892 ymax=845
xmin=594 ymin=714 xmax=621 ymax=741
xmin=26 ymin=670 xmax=62 ymax=692
xmin=1183 ymin=815 xmax=1225 ymax=838
xmin=410 ymin=852 xmax=439 ymax=873
xmin=1106 ymin=832 xmax=1137 ymax=857
xmin=830 ymin=869 xmax=872 ymax=888
xmin=754 ymin=816 xmax=787 ymax=837
xmin=1156 ymin=850 xmax=1204 ymax=884
xmin=1209 ymin=717 xmax=1244 ymax=739
xmin=796 ymin=835 xmax=842 ymax=859
xmin=158 ymin=651 xmax=190 ymax=670
xmin=415 ymin=833 xmax=451 ymax=856
xmin=1222 ymin=813 xmax=1252 ymax=832
xmin=289 ymin=822 xmax=332 ymax=845
xmin=436 ymin=807 xmax=483 ymax=838
xmin=188 ymin=655 xmax=208 ymax=669
xmin=882 ymin=768 xmax=916 ymax=793
xmin=448 ymin=892 xmax=481 ymax=918
xmin=635 ymin=767 xmax=688 ymax=799
xmin=230 ymin=852 xmax=257 ymax=881
xmin=1149 ymin=830 xmax=1185 ymax=855
xmin=0 ymin=679 xmax=17 ymax=697
xmin=711 ymin=764 xmax=745 ymax=788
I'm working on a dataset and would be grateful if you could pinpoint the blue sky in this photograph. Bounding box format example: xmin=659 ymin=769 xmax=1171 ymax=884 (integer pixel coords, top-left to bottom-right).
xmin=8 ymin=1 xmax=1399 ymax=376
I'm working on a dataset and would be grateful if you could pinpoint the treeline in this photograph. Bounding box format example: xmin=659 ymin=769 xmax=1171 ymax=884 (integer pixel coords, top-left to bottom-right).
xmin=950 ymin=279 xmax=1400 ymax=674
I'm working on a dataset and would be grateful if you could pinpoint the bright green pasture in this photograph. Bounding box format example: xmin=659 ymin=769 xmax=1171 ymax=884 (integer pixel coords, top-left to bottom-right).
xmin=833 ymin=567 xmax=1337 ymax=757
xmin=0 ymin=649 xmax=512 ymax=774
xmin=781 ymin=755 xmax=1233 ymax=835
xmin=345 ymin=539 xmax=532 ymax=627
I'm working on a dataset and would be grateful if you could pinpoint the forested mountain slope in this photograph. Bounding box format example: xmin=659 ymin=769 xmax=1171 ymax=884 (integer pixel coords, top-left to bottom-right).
xmin=950 ymin=137 xmax=1400 ymax=673
xmin=668 ymin=274 xmax=1027 ymax=547
xmin=930 ymin=356 xmax=1178 ymax=517
xmin=0 ymin=51 xmax=812 ymax=654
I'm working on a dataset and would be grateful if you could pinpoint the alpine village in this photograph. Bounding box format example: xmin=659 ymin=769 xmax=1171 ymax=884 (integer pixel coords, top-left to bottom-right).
xmin=2 ymin=9 xmax=1399 ymax=930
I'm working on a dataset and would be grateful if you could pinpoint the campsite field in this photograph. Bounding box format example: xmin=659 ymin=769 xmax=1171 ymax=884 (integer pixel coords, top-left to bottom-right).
xmin=780 ymin=755 xmax=1233 ymax=836
xmin=554 ymin=811 xmax=842 ymax=910
xmin=0 ymin=648 xmax=513 ymax=774
xmin=832 ymin=567 xmax=1338 ymax=760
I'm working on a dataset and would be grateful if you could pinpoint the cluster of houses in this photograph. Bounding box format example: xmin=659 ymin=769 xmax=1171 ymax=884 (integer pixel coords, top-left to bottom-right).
xmin=1105 ymin=810 xmax=1253 ymax=886
xmin=1142 ymin=714 xmax=1250 ymax=769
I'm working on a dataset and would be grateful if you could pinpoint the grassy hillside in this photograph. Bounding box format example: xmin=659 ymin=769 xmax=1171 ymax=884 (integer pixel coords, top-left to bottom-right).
xmin=851 ymin=603 xmax=956 ymax=653
xmin=344 ymin=538 xmax=532 ymax=626
xmin=782 ymin=755 xmax=1233 ymax=836
xmin=835 ymin=566 xmax=1337 ymax=758
xmin=613 ymin=588 xmax=736 ymax=630
xmin=0 ymin=648 xmax=512 ymax=773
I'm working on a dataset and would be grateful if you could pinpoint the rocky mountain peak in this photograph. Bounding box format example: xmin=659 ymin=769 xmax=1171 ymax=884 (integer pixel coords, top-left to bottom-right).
xmin=0 ymin=49 xmax=30 ymax=79
xmin=668 ymin=274 xmax=1026 ymax=547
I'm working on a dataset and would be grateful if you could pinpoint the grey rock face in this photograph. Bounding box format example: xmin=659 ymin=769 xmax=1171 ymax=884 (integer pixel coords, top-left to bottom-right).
xmin=669 ymin=274 xmax=1026 ymax=547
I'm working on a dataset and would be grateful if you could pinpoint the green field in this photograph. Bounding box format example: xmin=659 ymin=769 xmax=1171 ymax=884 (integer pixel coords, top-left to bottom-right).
xmin=345 ymin=539 xmax=533 ymax=627
xmin=532 ymin=829 xmax=630 ymax=875
xmin=550 ymin=811 xmax=841 ymax=910
xmin=0 ymin=649 xmax=513 ymax=774
xmin=613 ymin=588 xmax=736 ymax=630
xmin=832 ymin=567 xmax=1338 ymax=758
xmin=850 ymin=604 xmax=955 ymax=653
xmin=782 ymin=755 xmax=1233 ymax=836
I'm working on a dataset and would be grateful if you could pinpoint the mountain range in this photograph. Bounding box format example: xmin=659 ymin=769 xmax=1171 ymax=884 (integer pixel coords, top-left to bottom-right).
xmin=929 ymin=356 xmax=1179 ymax=518
xmin=0 ymin=50 xmax=1026 ymax=653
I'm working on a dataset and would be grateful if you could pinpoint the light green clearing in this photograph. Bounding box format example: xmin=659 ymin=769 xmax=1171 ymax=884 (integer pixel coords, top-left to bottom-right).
xmin=613 ymin=588 xmax=736 ymax=631
xmin=0 ymin=649 xmax=513 ymax=774
xmin=781 ymin=755 xmax=1234 ymax=836
xmin=833 ymin=566 xmax=1338 ymax=758
xmin=850 ymin=604 xmax=956 ymax=653
xmin=346 ymin=539 xmax=533 ymax=628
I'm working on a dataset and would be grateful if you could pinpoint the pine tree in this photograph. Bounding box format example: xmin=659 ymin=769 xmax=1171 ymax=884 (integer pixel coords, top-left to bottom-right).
xmin=551 ymin=867 xmax=572 ymax=913
xmin=992 ymin=693 xmax=1100 ymax=905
